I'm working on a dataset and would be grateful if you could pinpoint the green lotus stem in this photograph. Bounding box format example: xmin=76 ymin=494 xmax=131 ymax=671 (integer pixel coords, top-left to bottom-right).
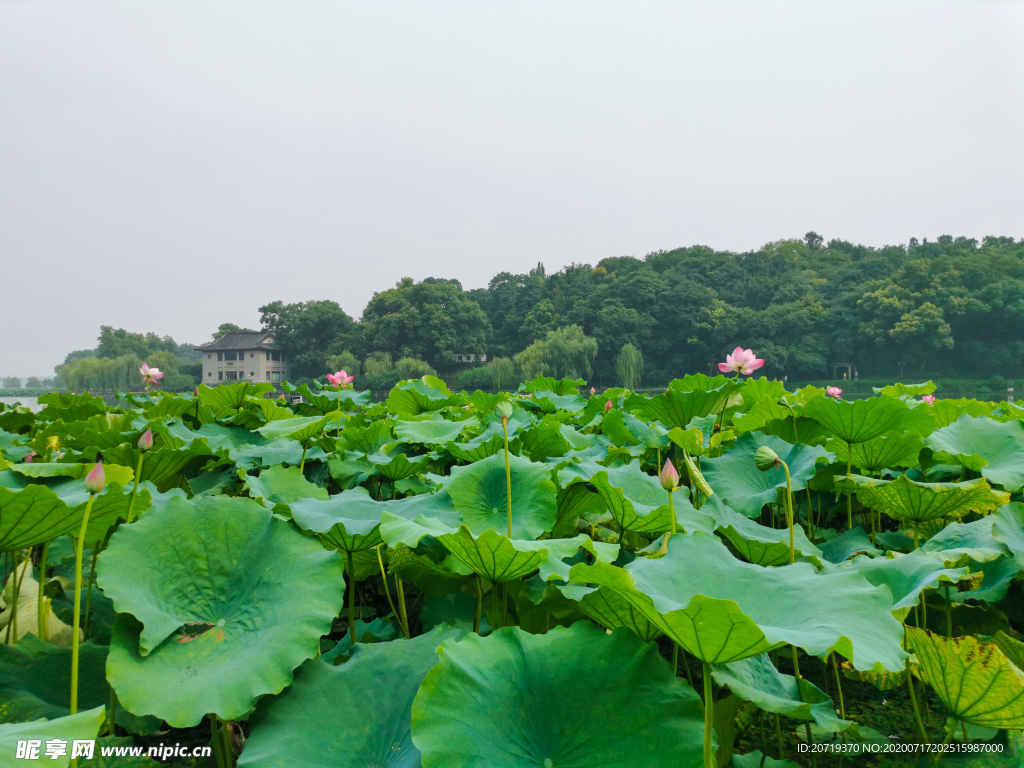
xmin=375 ymin=546 xmax=409 ymax=639
xmin=846 ymin=449 xmax=853 ymax=530
xmin=681 ymin=647 xmax=694 ymax=687
xmin=503 ymin=420 xmax=512 ymax=538
xmin=474 ymin=577 xmax=482 ymax=634
xmin=933 ymin=717 xmax=957 ymax=765
xmin=37 ymin=541 xmax=50 ymax=641
xmin=221 ymin=717 xmax=233 ymax=766
xmin=702 ymin=661 xmax=715 ymax=768
xmin=806 ymin=488 xmax=815 ymax=541
xmin=83 ymin=547 xmax=99 ymax=639
xmin=6 ymin=547 xmax=30 ymax=645
xmin=299 ymin=445 xmax=308 ymax=473
xmin=71 ymin=493 xmax=96 ymax=714
xmin=905 ymin=627 xmax=928 ymax=742
xmin=790 ymin=645 xmax=813 ymax=746
xmin=944 ymin=585 xmax=953 ymax=636
xmin=126 ymin=452 xmax=144 ymax=523
xmin=397 ymin=577 xmax=409 ymax=637
xmin=107 ymin=689 xmax=117 ymax=736
xmin=829 ymin=653 xmax=846 ymax=721
xmin=347 ymin=550 xmax=356 ymax=645
xmin=780 ymin=460 xmax=795 ymax=564
xmin=774 ymin=713 xmax=783 ymax=757
xmin=668 ymin=489 xmax=677 ymax=536
xmin=209 ymin=714 xmax=226 ymax=768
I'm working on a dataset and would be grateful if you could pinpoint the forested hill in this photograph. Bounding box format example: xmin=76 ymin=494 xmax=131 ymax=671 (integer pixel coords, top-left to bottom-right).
xmin=56 ymin=233 xmax=1024 ymax=389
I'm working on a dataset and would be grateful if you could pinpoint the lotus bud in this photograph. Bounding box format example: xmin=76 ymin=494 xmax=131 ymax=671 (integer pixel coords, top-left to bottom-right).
xmin=754 ymin=446 xmax=780 ymax=472
xmin=659 ymin=459 xmax=679 ymax=491
xmin=24 ymin=451 xmax=36 ymax=464
xmin=604 ymin=400 xmax=612 ymax=412
xmin=138 ymin=428 xmax=154 ymax=452
xmin=84 ymin=461 xmax=106 ymax=493
xmin=495 ymin=401 xmax=514 ymax=424
xmin=590 ymin=387 xmax=596 ymax=395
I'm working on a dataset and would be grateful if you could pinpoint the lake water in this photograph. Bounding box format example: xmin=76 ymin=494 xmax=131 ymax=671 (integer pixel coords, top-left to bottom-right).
xmin=0 ymin=396 xmax=41 ymax=412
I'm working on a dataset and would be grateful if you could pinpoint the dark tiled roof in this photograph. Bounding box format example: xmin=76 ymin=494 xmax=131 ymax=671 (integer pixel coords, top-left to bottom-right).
xmin=194 ymin=332 xmax=276 ymax=351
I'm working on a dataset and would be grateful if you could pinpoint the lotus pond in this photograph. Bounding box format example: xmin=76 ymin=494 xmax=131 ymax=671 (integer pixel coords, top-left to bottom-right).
xmin=0 ymin=375 xmax=1023 ymax=767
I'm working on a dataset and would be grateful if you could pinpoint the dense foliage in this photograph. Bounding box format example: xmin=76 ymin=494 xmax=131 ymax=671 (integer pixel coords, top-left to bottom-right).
xmin=1 ymin=375 xmax=1023 ymax=766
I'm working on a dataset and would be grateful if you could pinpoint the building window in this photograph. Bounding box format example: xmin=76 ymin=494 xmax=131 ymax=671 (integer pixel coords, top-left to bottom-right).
xmin=225 ymin=371 xmax=238 ymax=380
xmin=223 ymin=351 xmax=238 ymax=361
xmin=250 ymin=353 xmax=255 ymax=358
xmin=249 ymin=372 xmax=255 ymax=377
xmin=208 ymin=354 xmax=213 ymax=359
xmin=272 ymin=372 xmax=281 ymax=381
xmin=265 ymin=352 xmax=270 ymax=360
xmin=217 ymin=352 xmax=223 ymax=361
xmin=218 ymin=371 xmax=223 ymax=381
xmin=207 ymin=372 xmax=212 ymax=377
xmin=271 ymin=351 xmax=281 ymax=361
xmin=266 ymin=371 xmax=271 ymax=380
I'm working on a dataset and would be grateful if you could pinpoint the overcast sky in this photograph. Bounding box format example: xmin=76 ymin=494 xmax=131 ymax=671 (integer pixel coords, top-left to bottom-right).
xmin=2 ymin=0 xmax=1022 ymax=377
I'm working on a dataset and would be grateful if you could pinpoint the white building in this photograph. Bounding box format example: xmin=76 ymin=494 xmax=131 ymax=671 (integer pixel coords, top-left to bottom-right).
xmin=194 ymin=332 xmax=290 ymax=385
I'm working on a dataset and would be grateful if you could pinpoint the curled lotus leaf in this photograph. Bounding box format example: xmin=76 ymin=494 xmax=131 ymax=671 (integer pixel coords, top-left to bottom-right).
xmin=923 ymin=514 xmax=1010 ymax=566
xmin=240 ymin=627 xmax=464 ymax=768
xmin=367 ymin=450 xmax=431 ymax=482
xmin=949 ymin=556 xmax=1024 ymax=605
xmin=410 ymin=624 xmax=705 ymax=768
xmin=907 ymin=627 xmax=1024 ymax=729
xmin=569 ymin=530 xmax=907 ymax=670
xmin=99 ymin=495 xmax=346 ymax=727
xmin=626 ymin=382 xmax=740 ymax=431
xmin=711 ymin=653 xmax=851 ymax=732
xmin=925 ymin=415 xmax=1024 ymax=492
xmin=256 ymin=414 xmax=340 ymax=446
xmin=445 ymin=452 xmax=557 ymax=540
xmin=243 ymin=464 xmax=328 ymax=509
xmin=801 ymin=395 xmax=932 ymax=443
xmin=835 ymin=474 xmax=1009 ymax=529
xmin=386 ymin=377 xmax=462 ymax=417
xmin=394 ymin=418 xmax=476 ymax=446
xmin=704 ymin=496 xmax=822 ymax=567
xmin=992 ymin=631 xmax=1024 ymax=671
xmin=603 ymin=410 xmax=669 ymax=450
xmin=701 ymin=433 xmax=832 ymax=519
xmin=827 ymin=433 xmax=925 ymax=473
xmin=991 ymin=502 xmax=1024 ymax=565
xmin=556 ymin=583 xmax=663 ymax=642
xmin=818 ymin=527 xmax=881 ymax=564
xmin=0 ymin=705 xmax=105 ymax=768
xmin=841 ymin=660 xmax=910 ymax=691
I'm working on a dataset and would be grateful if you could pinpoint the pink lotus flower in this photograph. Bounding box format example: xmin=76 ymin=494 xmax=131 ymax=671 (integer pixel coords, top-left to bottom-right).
xmin=827 ymin=386 xmax=842 ymax=400
xmin=922 ymin=395 xmax=936 ymax=404
xmin=84 ymin=461 xmax=105 ymax=493
xmin=604 ymin=400 xmax=613 ymax=412
xmin=140 ymin=363 xmax=164 ymax=387
xmin=590 ymin=387 xmax=596 ymax=395
xmin=24 ymin=451 xmax=36 ymax=464
xmin=326 ymin=370 xmax=355 ymax=389
xmin=138 ymin=428 xmax=154 ymax=452
xmin=717 ymin=347 xmax=765 ymax=376
xmin=660 ymin=459 xmax=679 ymax=491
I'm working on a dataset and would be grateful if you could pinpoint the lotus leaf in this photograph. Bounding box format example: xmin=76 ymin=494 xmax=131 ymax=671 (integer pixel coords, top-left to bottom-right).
xmin=556 ymin=583 xmax=663 ymax=642
xmin=551 ymin=482 xmax=607 ymax=539
xmin=445 ymin=452 xmax=557 ymax=540
xmin=99 ymin=495 xmax=346 ymax=726
xmin=923 ymin=515 xmax=1010 ymax=565
xmin=603 ymin=410 xmax=669 ymax=450
xmin=411 ymin=624 xmax=705 ymax=767
xmin=394 ymin=418 xmax=474 ymax=446
xmin=992 ymin=502 xmax=1024 ymax=564
xmin=949 ymin=556 xmax=1024 ymax=605
xmin=926 ymin=415 xmax=1024 ymax=491
xmin=244 ymin=464 xmax=328 ymax=509
xmin=907 ymin=627 xmax=1024 ymax=729
xmin=704 ymin=496 xmax=820 ymax=567
xmin=367 ymin=450 xmax=430 ymax=482
xmin=826 ymin=433 xmax=924 ymax=472
xmin=993 ymin=631 xmax=1024 ymax=671
xmin=874 ymin=382 xmax=936 ymax=397
xmin=0 ymin=705 xmax=105 ymax=768
xmin=529 ymin=389 xmax=587 ymax=413
xmin=801 ymin=395 xmax=931 ymax=443
xmin=447 ymin=433 xmax=504 ymax=462
xmin=730 ymin=752 xmax=798 ymax=768
xmin=517 ymin=422 xmax=573 ymax=462
xmin=627 ymin=383 xmax=739 ymax=431
xmin=711 ymin=653 xmax=850 ymax=732
xmin=701 ymin=433 xmax=832 ymax=518
xmin=198 ymin=381 xmax=276 ymax=411
xmin=256 ymin=413 xmax=340 ymax=444
xmin=818 ymin=527 xmax=881 ymax=563
xmin=569 ymin=530 xmax=906 ymax=670
xmin=387 ymin=377 xmax=461 ymax=417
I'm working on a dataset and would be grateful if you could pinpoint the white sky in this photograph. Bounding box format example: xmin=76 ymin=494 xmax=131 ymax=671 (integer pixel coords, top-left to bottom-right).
xmin=1 ymin=0 xmax=1023 ymax=377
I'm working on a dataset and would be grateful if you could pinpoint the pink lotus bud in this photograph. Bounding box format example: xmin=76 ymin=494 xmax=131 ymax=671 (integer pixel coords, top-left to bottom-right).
xmin=660 ymin=459 xmax=679 ymax=491
xmin=24 ymin=451 xmax=36 ymax=464
xmin=590 ymin=387 xmax=596 ymax=395
xmin=826 ymin=386 xmax=842 ymax=399
xmin=84 ymin=461 xmax=105 ymax=493
xmin=138 ymin=428 xmax=154 ymax=452
xmin=604 ymin=400 xmax=612 ymax=412
xmin=922 ymin=395 xmax=936 ymax=404
xmin=717 ymin=346 xmax=765 ymax=376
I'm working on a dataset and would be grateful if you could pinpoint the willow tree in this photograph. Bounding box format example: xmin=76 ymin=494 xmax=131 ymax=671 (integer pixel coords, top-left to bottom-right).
xmin=489 ymin=357 xmax=515 ymax=391
xmin=615 ymin=343 xmax=643 ymax=389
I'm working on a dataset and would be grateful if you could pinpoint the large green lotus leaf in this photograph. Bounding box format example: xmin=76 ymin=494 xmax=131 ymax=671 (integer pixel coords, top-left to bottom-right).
xmin=832 ymin=549 xmax=971 ymax=618
xmin=517 ymin=422 xmax=573 ymax=462
xmin=198 ymin=381 xmax=276 ymax=411
xmin=256 ymin=414 xmax=340 ymax=445
xmin=99 ymin=495 xmax=346 ymax=727
xmin=37 ymin=391 xmax=108 ymax=422
xmin=9 ymin=462 xmax=133 ymax=486
xmin=569 ymin=530 xmax=906 ymax=670
xmin=992 ymin=502 xmax=1024 ymax=564
xmin=0 ymin=705 xmax=105 ymax=768
xmin=667 ymin=422 xmax=731 ymax=458
xmin=394 ymin=418 xmax=475 ymax=446
xmin=930 ymin=398 xmax=995 ymax=429
xmin=701 ymin=433 xmax=832 ymax=518
xmin=388 ymin=543 xmax=474 ymax=596
xmin=925 ymin=415 xmax=1024 ymax=491
xmin=291 ymin=487 xmax=458 ymax=554
xmin=379 ymin=515 xmax=616 ymax=583
xmin=835 ymin=474 xmax=1009 ymax=526
xmin=827 ymin=434 xmax=924 ymax=472
xmin=907 ymin=627 xmax=1024 ymax=729
xmin=244 ymin=465 xmax=328 ymax=509
xmin=732 ymin=399 xmax=795 ymax=435
xmin=949 ymin=556 xmax=1024 ymax=605
xmin=873 ymin=381 xmax=937 ymax=397
xmin=704 ymin=496 xmax=821 ymax=567
xmin=551 ymin=482 xmax=607 ymax=539
xmin=559 ymin=459 xmax=702 ymax=534
xmin=411 ymin=624 xmax=705 ymax=768
xmin=387 ymin=377 xmax=462 ymax=417
xmin=556 ymin=583 xmax=663 ymax=642
xmin=281 ymin=381 xmax=371 ymax=415
xmin=0 ymin=635 xmax=159 ymax=734
xmin=0 ymin=478 xmax=148 ymax=551
xmin=923 ymin=515 xmax=1010 ymax=565
xmin=368 ymin=450 xmax=431 ymax=482
xmin=801 ymin=395 xmax=932 ymax=443
xmin=818 ymin=527 xmax=881 ymax=563
xmin=626 ymin=383 xmax=739 ymax=431
xmin=739 ymin=377 xmax=788 ymax=407
xmin=602 ymin=410 xmax=669 ymax=450
xmin=445 ymin=452 xmax=557 ymax=540
xmin=98 ymin=441 xmax=224 ymax=492
xmin=711 ymin=653 xmax=850 ymax=732
xmin=521 ymin=375 xmax=585 ymax=396
xmin=240 ymin=627 xmax=464 ymax=768
xmin=529 ymin=389 xmax=587 ymax=414
xmin=446 ymin=434 xmax=504 ymax=463
xmin=993 ymin=631 xmax=1024 ymax=671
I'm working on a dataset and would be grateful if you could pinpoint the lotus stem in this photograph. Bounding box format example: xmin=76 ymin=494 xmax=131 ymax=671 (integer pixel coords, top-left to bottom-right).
xmin=702 ymin=661 xmax=715 ymax=768
xmin=299 ymin=445 xmax=308 ymax=473
xmin=790 ymin=645 xmax=813 ymax=747
xmin=934 ymin=718 xmax=958 ymax=765
xmin=375 ymin=545 xmax=409 ymax=639
xmin=221 ymin=717 xmax=233 ymax=766
xmin=474 ymin=577 xmax=482 ymax=634
xmin=905 ymin=627 xmax=928 ymax=742
xmin=943 ymin=585 xmax=953 ymax=636
xmin=503 ymin=420 xmax=512 ymax=538
xmin=71 ymin=492 xmax=96 ymax=713
xmin=37 ymin=541 xmax=50 ymax=641
xmin=961 ymin=719 xmax=969 ymax=743
xmin=806 ymin=488 xmax=815 ymax=541
xmin=83 ymin=547 xmax=99 ymax=639
xmin=780 ymin=461 xmax=795 ymax=564
xmin=846 ymin=450 xmax=853 ymax=530
xmin=668 ymin=489 xmax=677 ymax=536
xmin=107 ymin=688 xmax=117 ymax=736
xmin=347 ymin=550 xmax=356 ymax=645
xmin=126 ymin=451 xmax=145 ymax=523
xmin=397 ymin=577 xmax=410 ymax=635
xmin=774 ymin=713 xmax=783 ymax=757
xmin=829 ymin=653 xmax=846 ymax=721
xmin=6 ymin=547 xmax=30 ymax=645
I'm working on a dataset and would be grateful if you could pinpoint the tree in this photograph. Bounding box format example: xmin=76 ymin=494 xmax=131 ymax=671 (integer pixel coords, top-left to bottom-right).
xmin=615 ymin=344 xmax=644 ymax=389
xmin=889 ymin=302 xmax=954 ymax=369
xmin=213 ymin=323 xmax=257 ymax=340
xmin=325 ymin=350 xmax=361 ymax=377
xmin=259 ymin=300 xmax=360 ymax=378
xmin=25 ymin=377 xmax=43 ymax=389
xmin=394 ymin=357 xmax=436 ymax=379
xmin=490 ymin=357 xmax=515 ymax=391
xmin=2 ymin=377 xmax=22 ymax=389
xmin=514 ymin=325 xmax=597 ymax=381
